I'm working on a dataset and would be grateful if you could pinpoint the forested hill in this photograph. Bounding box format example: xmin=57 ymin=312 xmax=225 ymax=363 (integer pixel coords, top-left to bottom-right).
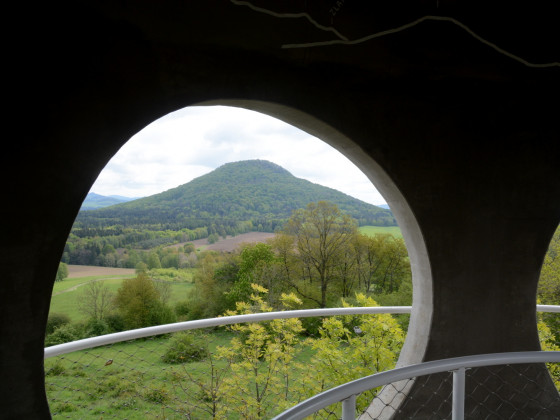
xmin=81 ymin=193 xmax=138 ymax=210
xmin=75 ymin=160 xmax=395 ymax=234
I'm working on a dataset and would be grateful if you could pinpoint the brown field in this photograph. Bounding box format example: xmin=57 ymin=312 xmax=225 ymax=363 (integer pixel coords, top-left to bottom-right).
xmin=67 ymin=265 xmax=136 ymax=278
xmin=188 ymin=232 xmax=276 ymax=252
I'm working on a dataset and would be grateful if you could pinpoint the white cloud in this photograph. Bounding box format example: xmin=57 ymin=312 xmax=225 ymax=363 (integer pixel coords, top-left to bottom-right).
xmin=90 ymin=106 xmax=387 ymax=205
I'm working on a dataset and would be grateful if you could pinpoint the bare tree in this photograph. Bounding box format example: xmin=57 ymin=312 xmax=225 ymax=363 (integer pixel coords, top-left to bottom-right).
xmin=77 ymin=280 xmax=114 ymax=320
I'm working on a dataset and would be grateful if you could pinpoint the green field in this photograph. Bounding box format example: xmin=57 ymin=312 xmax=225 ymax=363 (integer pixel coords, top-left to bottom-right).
xmin=359 ymin=225 xmax=402 ymax=238
xmin=49 ymin=270 xmax=194 ymax=322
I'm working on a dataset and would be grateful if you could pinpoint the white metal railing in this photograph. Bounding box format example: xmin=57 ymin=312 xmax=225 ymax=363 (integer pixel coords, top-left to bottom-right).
xmin=45 ymin=304 xmax=558 ymax=358
xmin=538 ymin=304 xmax=560 ymax=313
xmin=271 ymin=351 xmax=560 ymax=420
xmin=44 ymin=304 xmax=560 ymax=418
xmin=44 ymin=306 xmax=412 ymax=358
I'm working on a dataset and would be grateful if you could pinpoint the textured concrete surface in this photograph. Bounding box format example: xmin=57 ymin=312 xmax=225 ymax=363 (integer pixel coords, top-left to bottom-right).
xmin=1 ymin=1 xmax=558 ymax=418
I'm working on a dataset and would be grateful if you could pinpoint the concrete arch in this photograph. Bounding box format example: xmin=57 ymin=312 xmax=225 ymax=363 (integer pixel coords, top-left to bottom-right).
xmin=2 ymin=1 xmax=559 ymax=418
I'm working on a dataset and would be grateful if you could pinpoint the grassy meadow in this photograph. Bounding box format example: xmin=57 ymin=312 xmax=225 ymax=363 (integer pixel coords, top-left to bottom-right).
xmin=49 ymin=267 xmax=195 ymax=322
xmin=359 ymin=225 xmax=402 ymax=238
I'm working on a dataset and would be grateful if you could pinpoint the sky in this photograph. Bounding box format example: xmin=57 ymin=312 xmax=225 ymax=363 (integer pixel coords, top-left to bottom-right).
xmin=89 ymin=106 xmax=387 ymax=206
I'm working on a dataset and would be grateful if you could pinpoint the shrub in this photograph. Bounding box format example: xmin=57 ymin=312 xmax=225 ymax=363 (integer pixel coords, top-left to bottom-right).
xmin=144 ymin=386 xmax=169 ymax=404
xmin=174 ymin=300 xmax=191 ymax=318
xmin=45 ymin=360 xmax=65 ymax=376
xmin=50 ymin=401 xmax=77 ymax=413
xmin=46 ymin=313 xmax=71 ymax=335
xmin=161 ymin=332 xmax=209 ymax=364
xmin=85 ymin=318 xmax=110 ymax=337
xmin=45 ymin=323 xmax=81 ymax=346
xmin=105 ymin=313 xmax=126 ymax=332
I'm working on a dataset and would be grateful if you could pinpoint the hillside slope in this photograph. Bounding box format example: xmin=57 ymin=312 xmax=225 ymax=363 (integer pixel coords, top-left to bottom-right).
xmin=75 ymin=160 xmax=394 ymax=232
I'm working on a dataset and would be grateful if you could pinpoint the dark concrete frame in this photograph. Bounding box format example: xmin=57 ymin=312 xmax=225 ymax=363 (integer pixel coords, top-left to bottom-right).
xmin=1 ymin=1 xmax=558 ymax=418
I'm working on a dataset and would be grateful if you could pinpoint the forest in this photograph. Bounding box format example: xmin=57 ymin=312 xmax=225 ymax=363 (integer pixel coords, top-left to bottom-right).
xmin=63 ymin=160 xmax=395 ymax=268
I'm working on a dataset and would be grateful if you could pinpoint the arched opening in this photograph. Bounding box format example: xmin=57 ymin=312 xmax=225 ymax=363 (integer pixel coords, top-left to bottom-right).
xmin=45 ymin=103 xmax=433 ymax=416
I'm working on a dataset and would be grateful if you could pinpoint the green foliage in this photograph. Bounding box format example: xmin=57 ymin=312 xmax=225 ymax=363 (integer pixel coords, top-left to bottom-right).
xmin=207 ymin=233 xmax=219 ymax=244
xmin=143 ymin=386 xmax=170 ymax=404
xmin=45 ymin=360 xmax=66 ymax=377
xmin=538 ymin=225 xmax=560 ymax=345
xmin=162 ymin=332 xmax=210 ymax=364
xmin=308 ymin=294 xmax=404 ymax=413
xmin=281 ymin=201 xmax=358 ymax=307
xmin=359 ymin=225 xmax=402 ymax=238
xmin=55 ymin=262 xmax=69 ymax=282
xmin=146 ymin=252 xmax=162 ymax=269
xmin=227 ymin=243 xmax=278 ymax=306
xmin=46 ymin=313 xmax=71 ymax=335
xmin=65 ymin=161 xmax=395 ymax=268
xmin=217 ymin=285 xmax=312 ymax=418
xmin=537 ymin=225 xmax=560 ymax=304
xmin=537 ymin=315 xmax=560 ymax=390
xmin=104 ymin=313 xmax=126 ymax=333
xmin=186 ymin=252 xmax=238 ymax=320
xmin=45 ymin=323 xmax=82 ymax=347
xmin=115 ymin=273 xmax=176 ymax=329
xmin=85 ymin=318 xmax=110 ymax=337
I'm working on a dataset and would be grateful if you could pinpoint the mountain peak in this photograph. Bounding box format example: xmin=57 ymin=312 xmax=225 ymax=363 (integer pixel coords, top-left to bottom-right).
xmin=77 ymin=160 xmax=395 ymax=231
xmin=215 ymin=159 xmax=293 ymax=177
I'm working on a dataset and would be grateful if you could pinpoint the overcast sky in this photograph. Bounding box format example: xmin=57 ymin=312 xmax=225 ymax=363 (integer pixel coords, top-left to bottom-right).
xmin=89 ymin=106 xmax=387 ymax=206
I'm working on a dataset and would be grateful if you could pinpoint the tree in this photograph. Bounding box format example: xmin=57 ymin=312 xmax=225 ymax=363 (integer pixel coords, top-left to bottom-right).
xmin=77 ymin=280 xmax=114 ymax=321
xmin=218 ymin=284 xmax=312 ymax=419
xmin=227 ymin=243 xmax=279 ymax=306
xmin=186 ymin=252 xmax=238 ymax=319
xmin=55 ymin=262 xmax=69 ymax=282
xmin=309 ymin=293 xmax=405 ymax=413
xmin=146 ymin=252 xmax=162 ymax=269
xmin=282 ymin=201 xmax=358 ymax=307
xmin=115 ymin=273 xmax=175 ymax=329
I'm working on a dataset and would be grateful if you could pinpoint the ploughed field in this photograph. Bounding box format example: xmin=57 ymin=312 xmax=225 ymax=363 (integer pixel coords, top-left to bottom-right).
xmin=67 ymin=265 xmax=136 ymax=278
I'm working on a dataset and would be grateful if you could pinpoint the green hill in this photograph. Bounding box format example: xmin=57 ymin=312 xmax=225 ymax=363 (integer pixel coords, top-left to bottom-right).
xmin=74 ymin=160 xmax=395 ymax=235
xmin=80 ymin=193 xmax=139 ymax=210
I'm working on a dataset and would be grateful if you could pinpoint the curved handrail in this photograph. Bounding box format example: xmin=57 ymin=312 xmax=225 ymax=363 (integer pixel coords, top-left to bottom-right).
xmin=44 ymin=306 xmax=412 ymax=358
xmin=44 ymin=304 xmax=560 ymax=358
xmin=271 ymin=351 xmax=560 ymax=420
xmin=538 ymin=304 xmax=560 ymax=313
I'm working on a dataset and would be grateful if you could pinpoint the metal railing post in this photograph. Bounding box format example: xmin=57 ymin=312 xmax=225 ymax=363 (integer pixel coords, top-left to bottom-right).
xmin=452 ymin=367 xmax=466 ymax=420
xmin=342 ymin=394 xmax=356 ymax=420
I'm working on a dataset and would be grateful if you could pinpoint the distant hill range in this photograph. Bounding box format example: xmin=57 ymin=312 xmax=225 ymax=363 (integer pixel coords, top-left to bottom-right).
xmin=75 ymin=160 xmax=396 ymax=233
xmin=81 ymin=193 xmax=139 ymax=210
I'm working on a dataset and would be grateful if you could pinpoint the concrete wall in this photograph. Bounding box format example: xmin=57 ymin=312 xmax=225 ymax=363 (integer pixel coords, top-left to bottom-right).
xmin=1 ymin=1 xmax=558 ymax=417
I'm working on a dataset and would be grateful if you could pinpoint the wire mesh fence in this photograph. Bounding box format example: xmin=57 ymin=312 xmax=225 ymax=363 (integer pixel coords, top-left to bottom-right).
xmin=45 ymin=310 xmax=408 ymax=419
xmin=45 ymin=312 xmax=560 ymax=419
xmin=359 ymin=364 xmax=560 ymax=419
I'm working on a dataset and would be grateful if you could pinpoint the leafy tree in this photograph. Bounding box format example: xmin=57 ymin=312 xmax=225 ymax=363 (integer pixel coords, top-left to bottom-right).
xmin=227 ymin=243 xmax=279 ymax=306
xmin=308 ymin=293 xmax=405 ymax=413
xmin=162 ymin=331 xmax=209 ymax=364
xmin=282 ymin=201 xmax=358 ymax=307
xmin=114 ymin=273 xmax=175 ymax=329
xmin=146 ymin=252 xmax=162 ymax=269
xmin=46 ymin=313 xmax=71 ymax=335
xmin=217 ymin=284 xmax=313 ymax=419
xmin=55 ymin=262 xmax=69 ymax=282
